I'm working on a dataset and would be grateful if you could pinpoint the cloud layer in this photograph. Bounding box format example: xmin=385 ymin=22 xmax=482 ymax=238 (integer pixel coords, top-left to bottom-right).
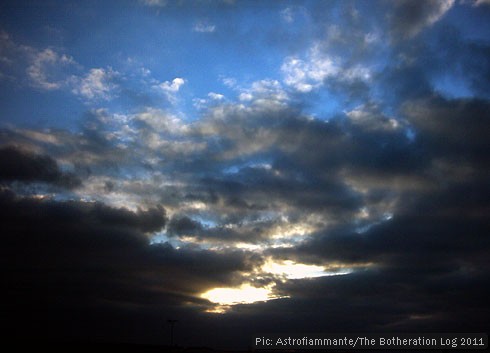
xmin=0 ymin=0 xmax=489 ymax=349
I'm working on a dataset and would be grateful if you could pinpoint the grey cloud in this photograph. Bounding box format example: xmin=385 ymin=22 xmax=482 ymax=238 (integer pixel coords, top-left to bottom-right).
xmin=0 ymin=146 xmax=81 ymax=188
xmin=390 ymin=0 xmax=454 ymax=40
xmin=403 ymin=96 xmax=490 ymax=169
xmin=167 ymin=215 xmax=203 ymax=236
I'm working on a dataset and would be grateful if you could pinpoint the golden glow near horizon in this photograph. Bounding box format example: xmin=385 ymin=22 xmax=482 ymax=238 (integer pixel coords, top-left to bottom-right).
xmin=202 ymin=284 xmax=270 ymax=305
xmin=201 ymin=259 xmax=355 ymax=313
xmin=262 ymin=259 xmax=331 ymax=279
xmin=201 ymin=284 xmax=279 ymax=310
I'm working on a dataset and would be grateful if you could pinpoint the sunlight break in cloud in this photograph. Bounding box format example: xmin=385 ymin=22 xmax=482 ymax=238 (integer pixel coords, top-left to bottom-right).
xmin=201 ymin=284 xmax=286 ymax=313
xmin=262 ymin=260 xmax=336 ymax=279
xmin=1 ymin=0 xmax=489 ymax=348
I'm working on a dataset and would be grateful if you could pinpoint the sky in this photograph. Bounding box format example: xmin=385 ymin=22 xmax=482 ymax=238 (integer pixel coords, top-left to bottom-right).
xmin=1 ymin=0 xmax=490 ymax=349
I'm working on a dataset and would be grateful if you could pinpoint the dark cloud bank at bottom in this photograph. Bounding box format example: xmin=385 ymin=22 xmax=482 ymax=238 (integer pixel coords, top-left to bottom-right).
xmin=1 ymin=180 xmax=489 ymax=349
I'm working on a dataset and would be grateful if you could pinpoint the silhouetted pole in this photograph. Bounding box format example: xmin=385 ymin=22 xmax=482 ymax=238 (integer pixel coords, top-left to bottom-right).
xmin=168 ymin=319 xmax=178 ymax=347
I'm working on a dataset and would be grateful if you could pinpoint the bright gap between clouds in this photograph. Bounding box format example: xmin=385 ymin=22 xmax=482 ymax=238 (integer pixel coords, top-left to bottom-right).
xmin=262 ymin=259 xmax=351 ymax=279
xmin=201 ymin=260 xmax=353 ymax=312
xmin=201 ymin=284 xmax=277 ymax=306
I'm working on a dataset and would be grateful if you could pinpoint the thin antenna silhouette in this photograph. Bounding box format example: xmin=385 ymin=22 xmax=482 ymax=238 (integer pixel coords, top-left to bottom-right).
xmin=167 ymin=319 xmax=178 ymax=347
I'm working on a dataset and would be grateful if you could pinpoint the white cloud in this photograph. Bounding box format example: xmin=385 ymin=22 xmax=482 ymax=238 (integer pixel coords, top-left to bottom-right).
xmin=281 ymin=7 xmax=294 ymax=23
xmin=193 ymin=21 xmax=216 ymax=33
xmin=473 ymin=0 xmax=490 ymax=5
xmin=208 ymin=92 xmax=224 ymax=100
xmin=281 ymin=45 xmax=339 ymax=93
xmin=140 ymin=67 xmax=151 ymax=77
xmin=238 ymin=92 xmax=253 ymax=101
xmin=27 ymin=48 xmax=75 ymax=90
xmin=238 ymin=79 xmax=289 ymax=108
xmin=281 ymin=42 xmax=373 ymax=93
xmin=193 ymin=98 xmax=208 ymax=110
xmin=221 ymin=77 xmax=237 ymax=88
xmin=134 ymin=107 xmax=189 ymax=135
xmin=193 ymin=92 xmax=225 ymax=110
xmin=139 ymin=0 xmax=167 ymax=7
xmin=422 ymin=0 xmax=455 ymax=31
xmin=71 ymin=67 xmax=118 ymax=101
xmin=153 ymin=77 xmax=185 ymax=104
xmin=1 ymin=30 xmax=122 ymax=102
xmin=156 ymin=77 xmax=185 ymax=93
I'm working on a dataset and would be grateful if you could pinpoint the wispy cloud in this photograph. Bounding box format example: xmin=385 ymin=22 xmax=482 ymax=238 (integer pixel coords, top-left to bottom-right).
xmin=280 ymin=7 xmax=294 ymax=23
xmin=139 ymin=0 xmax=167 ymax=7
xmin=193 ymin=21 xmax=216 ymax=33
xmin=26 ymin=48 xmax=76 ymax=90
xmin=71 ymin=67 xmax=119 ymax=101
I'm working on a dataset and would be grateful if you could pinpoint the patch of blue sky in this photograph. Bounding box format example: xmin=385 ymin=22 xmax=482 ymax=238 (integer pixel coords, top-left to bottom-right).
xmin=431 ymin=74 xmax=474 ymax=99
xmin=0 ymin=86 xmax=84 ymax=131
xmin=405 ymin=128 xmax=416 ymax=142
xmin=300 ymin=89 xmax=342 ymax=121
xmin=444 ymin=2 xmax=490 ymax=42
xmin=149 ymin=231 xmax=183 ymax=248
xmin=193 ymin=215 xmax=218 ymax=229
xmin=222 ymin=158 xmax=272 ymax=175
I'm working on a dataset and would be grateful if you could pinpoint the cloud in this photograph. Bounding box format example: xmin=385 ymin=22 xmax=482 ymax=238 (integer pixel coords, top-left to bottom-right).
xmin=473 ymin=0 xmax=490 ymax=5
xmin=139 ymin=0 xmax=167 ymax=7
xmin=0 ymin=34 xmax=77 ymax=90
xmin=208 ymin=92 xmax=224 ymax=100
xmin=1 ymin=1 xmax=489 ymax=345
xmin=280 ymin=7 xmax=294 ymax=23
xmin=390 ymin=0 xmax=455 ymax=40
xmin=0 ymin=187 xmax=265 ymax=344
xmin=155 ymin=77 xmax=185 ymax=93
xmin=167 ymin=215 xmax=204 ymax=236
xmin=2 ymin=90 xmax=489 ymax=346
xmin=193 ymin=21 xmax=216 ymax=33
xmin=281 ymin=41 xmax=372 ymax=96
xmin=0 ymin=31 xmax=122 ymax=103
xmin=236 ymin=79 xmax=289 ymax=108
xmin=0 ymin=146 xmax=81 ymax=188
xmin=71 ymin=67 xmax=119 ymax=101
xmin=281 ymin=46 xmax=339 ymax=93
xmin=153 ymin=77 xmax=186 ymax=104
xmin=26 ymin=48 xmax=76 ymax=90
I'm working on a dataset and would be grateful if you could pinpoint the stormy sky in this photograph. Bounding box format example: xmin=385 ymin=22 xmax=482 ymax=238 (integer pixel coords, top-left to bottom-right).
xmin=1 ymin=0 xmax=489 ymax=349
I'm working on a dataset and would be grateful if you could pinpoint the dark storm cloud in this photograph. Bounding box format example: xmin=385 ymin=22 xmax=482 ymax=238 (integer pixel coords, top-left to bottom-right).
xmin=0 ymin=146 xmax=81 ymax=188
xmin=403 ymin=96 xmax=490 ymax=168
xmin=167 ymin=215 xmax=203 ymax=236
xmin=0 ymin=189 xmax=262 ymax=343
xmin=389 ymin=0 xmax=454 ymax=40
xmin=269 ymin=95 xmax=490 ymax=260
xmin=250 ymin=94 xmax=490 ymax=337
xmin=425 ymin=24 xmax=490 ymax=98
